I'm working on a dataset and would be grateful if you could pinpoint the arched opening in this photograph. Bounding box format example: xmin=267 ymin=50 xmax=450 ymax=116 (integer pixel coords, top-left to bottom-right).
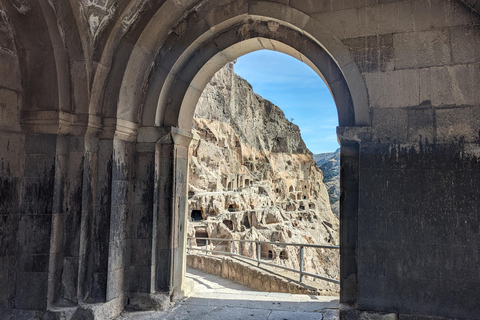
xmin=144 ymin=8 xmax=363 ymax=307
xmin=191 ymin=210 xmax=203 ymax=221
xmin=184 ymin=50 xmax=343 ymax=299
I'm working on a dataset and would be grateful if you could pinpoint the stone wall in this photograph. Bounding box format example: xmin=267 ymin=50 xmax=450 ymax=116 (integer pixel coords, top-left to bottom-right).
xmin=0 ymin=1 xmax=479 ymax=319
xmin=186 ymin=254 xmax=337 ymax=296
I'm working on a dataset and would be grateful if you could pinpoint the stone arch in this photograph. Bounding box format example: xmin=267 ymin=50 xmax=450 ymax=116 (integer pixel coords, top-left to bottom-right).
xmin=109 ymin=0 xmax=369 ymax=133
xmin=146 ymin=13 xmax=368 ymax=130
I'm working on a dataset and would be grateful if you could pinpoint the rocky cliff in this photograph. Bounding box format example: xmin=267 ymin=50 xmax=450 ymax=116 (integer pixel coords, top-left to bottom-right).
xmin=187 ymin=63 xmax=339 ymax=289
xmin=315 ymin=149 xmax=340 ymax=217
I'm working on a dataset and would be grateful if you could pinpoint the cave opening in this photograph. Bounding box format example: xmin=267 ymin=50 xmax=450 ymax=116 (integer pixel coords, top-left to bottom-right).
xmin=191 ymin=210 xmax=203 ymax=221
xmin=223 ymin=219 xmax=234 ymax=231
xmin=195 ymin=229 xmax=209 ymax=246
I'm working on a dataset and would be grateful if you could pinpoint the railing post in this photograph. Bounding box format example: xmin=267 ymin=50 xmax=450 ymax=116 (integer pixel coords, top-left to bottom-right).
xmin=206 ymin=239 xmax=209 ymax=256
xmin=300 ymin=246 xmax=304 ymax=282
xmin=257 ymin=242 xmax=261 ymax=266
xmin=230 ymin=240 xmax=233 ymax=257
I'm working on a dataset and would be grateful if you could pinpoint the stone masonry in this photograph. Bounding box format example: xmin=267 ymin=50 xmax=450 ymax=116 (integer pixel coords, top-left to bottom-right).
xmin=0 ymin=1 xmax=479 ymax=319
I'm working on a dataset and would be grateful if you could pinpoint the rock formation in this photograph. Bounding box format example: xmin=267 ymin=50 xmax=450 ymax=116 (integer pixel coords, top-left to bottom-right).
xmin=186 ymin=62 xmax=339 ymax=287
xmin=315 ymin=149 xmax=340 ymax=217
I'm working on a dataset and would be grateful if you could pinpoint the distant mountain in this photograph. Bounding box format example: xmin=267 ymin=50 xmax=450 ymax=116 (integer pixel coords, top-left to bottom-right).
xmin=314 ymin=148 xmax=340 ymax=217
xmin=313 ymin=152 xmax=335 ymax=167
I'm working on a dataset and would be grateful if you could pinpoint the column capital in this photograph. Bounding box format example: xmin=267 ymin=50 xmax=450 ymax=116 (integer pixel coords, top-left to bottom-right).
xmin=157 ymin=126 xmax=193 ymax=147
xmin=337 ymin=126 xmax=372 ymax=145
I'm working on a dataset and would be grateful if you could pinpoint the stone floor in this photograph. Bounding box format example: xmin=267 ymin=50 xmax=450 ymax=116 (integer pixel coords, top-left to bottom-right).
xmin=118 ymin=267 xmax=339 ymax=320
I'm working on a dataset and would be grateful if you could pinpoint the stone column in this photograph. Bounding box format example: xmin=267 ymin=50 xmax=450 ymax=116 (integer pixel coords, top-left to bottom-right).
xmin=15 ymin=134 xmax=75 ymax=312
xmin=127 ymin=140 xmax=156 ymax=309
xmin=336 ymin=126 xmax=371 ymax=307
xmin=153 ymin=127 xmax=192 ymax=300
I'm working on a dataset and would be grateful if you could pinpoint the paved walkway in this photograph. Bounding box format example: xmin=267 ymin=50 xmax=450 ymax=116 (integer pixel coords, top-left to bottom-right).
xmin=119 ymin=267 xmax=339 ymax=320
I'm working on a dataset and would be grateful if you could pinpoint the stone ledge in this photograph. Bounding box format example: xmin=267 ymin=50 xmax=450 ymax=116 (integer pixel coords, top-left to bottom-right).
xmin=187 ymin=254 xmax=339 ymax=296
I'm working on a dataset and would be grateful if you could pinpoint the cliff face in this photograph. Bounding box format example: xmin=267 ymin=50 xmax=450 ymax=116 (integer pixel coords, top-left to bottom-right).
xmin=187 ymin=63 xmax=339 ymax=288
xmin=315 ymin=149 xmax=340 ymax=217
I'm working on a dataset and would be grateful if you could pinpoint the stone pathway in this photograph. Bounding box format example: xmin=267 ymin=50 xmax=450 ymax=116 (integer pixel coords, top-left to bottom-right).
xmin=119 ymin=267 xmax=339 ymax=320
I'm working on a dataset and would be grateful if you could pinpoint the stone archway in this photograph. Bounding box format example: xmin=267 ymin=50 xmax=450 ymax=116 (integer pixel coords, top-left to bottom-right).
xmin=1 ymin=1 xmax=480 ymax=319
xmin=137 ymin=4 xmax=367 ymax=309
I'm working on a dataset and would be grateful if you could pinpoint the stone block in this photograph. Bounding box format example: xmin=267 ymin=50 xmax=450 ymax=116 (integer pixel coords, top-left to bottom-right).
xmin=15 ymin=272 xmax=48 ymax=310
xmin=130 ymin=239 xmax=152 ymax=267
xmin=23 ymin=153 xmax=55 ymax=179
xmin=157 ymin=18 xmax=211 ymax=72
xmin=112 ymin=141 xmax=134 ymax=181
xmin=106 ymin=267 xmax=126 ymax=301
xmin=60 ymin=256 xmax=79 ymax=303
xmin=21 ymin=176 xmax=55 ymax=214
xmin=131 ymin=204 xmax=153 ymax=240
xmin=435 ymin=106 xmax=480 ymax=143
xmin=0 ymin=177 xmax=20 ymax=215
xmin=66 ymin=156 xmax=84 ymax=212
xmin=292 ymin=0 xmax=377 ymax=14
xmin=413 ymin=0 xmax=480 ymax=31
xmin=163 ymin=78 xmax=189 ymax=126
xmin=419 ymin=64 xmax=480 ymax=107
xmin=364 ymin=69 xmax=419 ymax=109
xmin=108 ymin=240 xmax=127 ymax=272
xmin=407 ymin=107 xmax=434 ymax=143
xmin=128 ymin=266 xmax=152 ymax=294
xmin=203 ymin=0 xmax=248 ymax=32
xmin=155 ymin=249 xmax=171 ymax=291
xmin=301 ymin=18 xmax=353 ymax=70
xmin=0 ymin=88 xmax=20 ymax=132
xmin=358 ymin=170 xmax=389 ymax=211
xmin=357 ymin=1 xmax=414 ymax=37
xmin=358 ymin=211 xmax=387 ymax=243
xmin=249 ymin=1 xmax=310 ymax=29
xmin=117 ymin=46 xmax=155 ymax=124
xmin=0 ymin=214 xmax=19 ymax=257
xmin=357 ymin=275 xmax=398 ymax=313
xmin=393 ymin=278 xmax=457 ymax=317
xmin=0 ymin=256 xmax=16 ymax=305
xmin=343 ymin=34 xmax=394 ymax=73
xmin=64 ymin=211 xmax=81 ymax=257
xmin=24 ymin=134 xmax=57 ymax=155
xmin=394 ymin=30 xmax=451 ymax=69
xmin=372 ymin=108 xmax=408 ymax=141
xmin=311 ymin=8 xmax=360 ymax=40
xmin=450 ymin=25 xmax=480 ymax=64
xmin=110 ymin=205 xmax=129 ymax=241
xmin=0 ymin=50 xmax=20 ymax=91
xmin=18 ymin=214 xmax=52 ymax=254
xmin=328 ymin=79 xmax=355 ymax=126
xmin=0 ymin=133 xmax=24 ymax=177
xmin=177 ymin=40 xmax=219 ymax=86
xmin=111 ymin=180 xmax=131 ymax=207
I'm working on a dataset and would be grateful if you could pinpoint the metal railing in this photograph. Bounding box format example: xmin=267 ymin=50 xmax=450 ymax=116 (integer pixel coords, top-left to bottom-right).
xmin=187 ymin=237 xmax=340 ymax=284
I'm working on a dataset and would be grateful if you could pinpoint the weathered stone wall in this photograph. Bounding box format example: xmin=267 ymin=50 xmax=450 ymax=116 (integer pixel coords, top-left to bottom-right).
xmin=187 ymin=254 xmax=337 ymax=296
xmin=0 ymin=1 xmax=478 ymax=319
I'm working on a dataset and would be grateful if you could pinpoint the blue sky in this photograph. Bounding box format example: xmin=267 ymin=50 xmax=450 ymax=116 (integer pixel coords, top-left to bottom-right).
xmin=234 ymin=50 xmax=339 ymax=154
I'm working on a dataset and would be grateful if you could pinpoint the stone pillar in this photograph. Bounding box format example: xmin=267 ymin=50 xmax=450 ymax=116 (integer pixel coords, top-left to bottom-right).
xmin=105 ymin=140 xmax=135 ymax=303
xmin=14 ymin=134 xmax=76 ymax=312
xmin=153 ymin=127 xmax=192 ymax=300
xmin=337 ymin=126 xmax=371 ymax=307
xmin=82 ymin=138 xmax=112 ymax=303
xmin=127 ymin=141 xmax=156 ymax=309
